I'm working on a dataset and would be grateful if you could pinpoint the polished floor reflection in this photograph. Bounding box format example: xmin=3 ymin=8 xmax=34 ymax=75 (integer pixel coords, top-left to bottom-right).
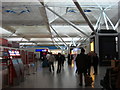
xmin=13 ymin=61 xmax=109 ymax=88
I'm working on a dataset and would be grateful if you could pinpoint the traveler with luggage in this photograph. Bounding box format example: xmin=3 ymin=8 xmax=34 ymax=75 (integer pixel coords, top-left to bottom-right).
xmin=93 ymin=53 xmax=99 ymax=75
xmin=75 ymin=48 xmax=91 ymax=86
xmin=87 ymin=52 xmax=99 ymax=75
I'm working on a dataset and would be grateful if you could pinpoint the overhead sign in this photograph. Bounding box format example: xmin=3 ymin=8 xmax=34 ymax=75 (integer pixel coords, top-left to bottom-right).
xmin=35 ymin=49 xmax=48 ymax=52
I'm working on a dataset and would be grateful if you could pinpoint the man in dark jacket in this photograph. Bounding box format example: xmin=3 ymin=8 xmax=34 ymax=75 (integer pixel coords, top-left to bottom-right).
xmin=75 ymin=48 xmax=88 ymax=86
xmin=87 ymin=52 xmax=99 ymax=75
xmin=93 ymin=53 xmax=99 ymax=75
xmin=57 ymin=53 xmax=63 ymax=73
xmin=68 ymin=54 xmax=73 ymax=65
xmin=87 ymin=52 xmax=92 ymax=76
xmin=61 ymin=54 xmax=65 ymax=67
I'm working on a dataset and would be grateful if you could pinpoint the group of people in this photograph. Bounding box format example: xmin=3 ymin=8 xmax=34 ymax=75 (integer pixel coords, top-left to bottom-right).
xmin=75 ymin=48 xmax=99 ymax=86
xmin=42 ymin=48 xmax=99 ymax=86
xmin=46 ymin=52 xmax=65 ymax=73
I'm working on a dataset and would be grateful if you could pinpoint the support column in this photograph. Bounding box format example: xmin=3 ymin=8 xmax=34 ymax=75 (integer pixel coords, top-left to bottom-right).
xmin=95 ymin=34 xmax=99 ymax=57
xmin=68 ymin=46 xmax=71 ymax=55
xmin=118 ymin=1 xmax=120 ymax=59
xmin=118 ymin=33 xmax=120 ymax=59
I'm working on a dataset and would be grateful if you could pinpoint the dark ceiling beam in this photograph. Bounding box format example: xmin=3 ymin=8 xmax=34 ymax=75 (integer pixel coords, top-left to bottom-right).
xmin=73 ymin=0 xmax=95 ymax=32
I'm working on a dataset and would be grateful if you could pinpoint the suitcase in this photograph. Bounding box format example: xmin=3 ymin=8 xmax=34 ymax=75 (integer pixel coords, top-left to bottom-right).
xmin=85 ymin=74 xmax=93 ymax=86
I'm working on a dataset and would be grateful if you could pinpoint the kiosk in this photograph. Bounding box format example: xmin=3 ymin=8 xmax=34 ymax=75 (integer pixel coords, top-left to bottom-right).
xmin=8 ymin=49 xmax=23 ymax=86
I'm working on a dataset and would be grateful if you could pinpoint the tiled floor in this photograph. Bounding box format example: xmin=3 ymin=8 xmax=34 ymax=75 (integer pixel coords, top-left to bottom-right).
xmin=13 ymin=61 xmax=110 ymax=88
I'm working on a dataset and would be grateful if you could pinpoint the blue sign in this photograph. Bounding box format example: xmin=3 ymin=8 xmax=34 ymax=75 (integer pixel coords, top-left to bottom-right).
xmin=35 ymin=49 xmax=47 ymax=52
xmin=84 ymin=10 xmax=91 ymax=12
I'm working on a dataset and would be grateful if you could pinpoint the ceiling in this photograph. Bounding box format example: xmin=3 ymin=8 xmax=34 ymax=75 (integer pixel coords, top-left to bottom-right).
xmin=1 ymin=0 xmax=120 ymax=48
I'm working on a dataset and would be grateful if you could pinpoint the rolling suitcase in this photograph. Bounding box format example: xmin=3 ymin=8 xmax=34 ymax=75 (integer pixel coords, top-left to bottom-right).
xmin=85 ymin=74 xmax=93 ymax=86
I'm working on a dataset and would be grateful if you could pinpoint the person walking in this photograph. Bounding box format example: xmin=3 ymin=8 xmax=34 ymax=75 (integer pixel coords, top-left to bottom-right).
xmin=46 ymin=52 xmax=55 ymax=72
xmin=75 ymin=48 xmax=89 ymax=86
xmin=87 ymin=52 xmax=99 ymax=75
xmin=93 ymin=53 xmax=99 ymax=75
xmin=57 ymin=53 xmax=63 ymax=73
xmin=68 ymin=54 xmax=73 ymax=65
xmin=87 ymin=52 xmax=92 ymax=76
xmin=61 ymin=54 xmax=65 ymax=67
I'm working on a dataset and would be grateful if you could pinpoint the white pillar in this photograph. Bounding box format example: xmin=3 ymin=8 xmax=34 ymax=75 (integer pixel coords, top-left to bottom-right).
xmin=68 ymin=46 xmax=71 ymax=54
xmin=95 ymin=34 xmax=99 ymax=57
xmin=118 ymin=33 xmax=120 ymax=59
xmin=118 ymin=1 xmax=120 ymax=59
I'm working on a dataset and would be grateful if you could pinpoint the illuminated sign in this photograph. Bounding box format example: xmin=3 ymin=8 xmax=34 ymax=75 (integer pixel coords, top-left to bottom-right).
xmin=15 ymin=51 xmax=20 ymax=56
xmin=51 ymin=50 xmax=61 ymax=54
xmin=90 ymin=42 xmax=94 ymax=51
xmin=9 ymin=50 xmax=15 ymax=56
xmin=9 ymin=50 xmax=20 ymax=56
xmin=73 ymin=48 xmax=80 ymax=51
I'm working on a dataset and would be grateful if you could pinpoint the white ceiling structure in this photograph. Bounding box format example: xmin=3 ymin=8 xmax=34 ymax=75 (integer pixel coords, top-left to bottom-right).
xmin=0 ymin=0 xmax=120 ymax=48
